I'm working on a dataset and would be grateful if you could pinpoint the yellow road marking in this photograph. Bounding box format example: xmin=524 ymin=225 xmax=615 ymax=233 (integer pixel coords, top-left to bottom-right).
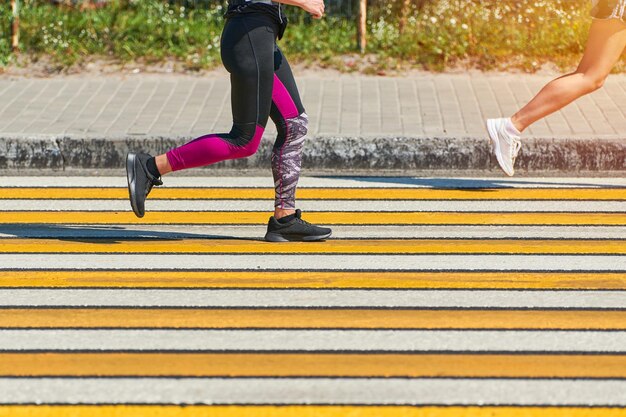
xmin=2 ymin=211 xmax=626 ymax=225
xmin=1 ymin=187 xmax=626 ymax=200
xmin=2 ymin=238 xmax=626 ymax=254
xmin=2 ymin=353 xmax=626 ymax=378
xmin=1 ymin=271 xmax=625 ymax=289
xmin=3 ymin=309 xmax=626 ymax=329
xmin=1 ymin=406 xmax=625 ymax=417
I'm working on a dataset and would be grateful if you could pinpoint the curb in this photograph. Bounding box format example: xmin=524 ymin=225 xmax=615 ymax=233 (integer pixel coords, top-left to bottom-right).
xmin=1 ymin=135 xmax=625 ymax=174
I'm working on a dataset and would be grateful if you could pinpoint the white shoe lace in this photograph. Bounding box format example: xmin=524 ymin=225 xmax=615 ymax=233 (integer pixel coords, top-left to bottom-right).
xmin=510 ymin=138 xmax=522 ymax=164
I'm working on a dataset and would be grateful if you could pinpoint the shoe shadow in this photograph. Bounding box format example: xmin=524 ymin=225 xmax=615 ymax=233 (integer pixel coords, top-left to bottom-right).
xmin=318 ymin=176 xmax=626 ymax=189
xmin=0 ymin=224 xmax=263 ymax=243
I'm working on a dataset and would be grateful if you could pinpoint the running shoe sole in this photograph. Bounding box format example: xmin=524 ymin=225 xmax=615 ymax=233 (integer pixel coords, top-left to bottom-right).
xmin=126 ymin=153 xmax=143 ymax=218
xmin=264 ymin=231 xmax=332 ymax=243
xmin=487 ymin=120 xmax=514 ymax=177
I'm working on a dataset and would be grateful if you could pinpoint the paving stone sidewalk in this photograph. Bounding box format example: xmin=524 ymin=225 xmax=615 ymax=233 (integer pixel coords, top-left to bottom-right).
xmin=1 ymin=72 xmax=626 ymax=173
xmin=1 ymin=72 xmax=626 ymax=140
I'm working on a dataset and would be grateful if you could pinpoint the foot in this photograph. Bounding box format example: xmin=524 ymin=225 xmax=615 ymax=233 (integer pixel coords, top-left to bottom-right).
xmin=126 ymin=152 xmax=163 ymax=218
xmin=265 ymin=209 xmax=332 ymax=242
xmin=486 ymin=118 xmax=522 ymax=177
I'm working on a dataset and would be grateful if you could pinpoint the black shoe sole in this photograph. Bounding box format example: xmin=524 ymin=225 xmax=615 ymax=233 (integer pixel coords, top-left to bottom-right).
xmin=264 ymin=231 xmax=332 ymax=242
xmin=126 ymin=153 xmax=143 ymax=218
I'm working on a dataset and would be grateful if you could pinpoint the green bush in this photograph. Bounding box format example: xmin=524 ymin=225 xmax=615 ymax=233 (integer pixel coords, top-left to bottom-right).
xmin=5 ymin=0 xmax=227 ymax=68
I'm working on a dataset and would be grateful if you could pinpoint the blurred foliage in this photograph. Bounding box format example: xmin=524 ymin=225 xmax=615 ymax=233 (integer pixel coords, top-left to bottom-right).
xmin=365 ymin=0 xmax=591 ymax=71
xmin=0 ymin=0 xmax=596 ymax=72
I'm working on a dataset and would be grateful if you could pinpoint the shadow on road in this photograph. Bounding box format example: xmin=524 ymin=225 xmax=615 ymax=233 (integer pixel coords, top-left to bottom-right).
xmin=319 ymin=177 xmax=626 ymax=189
xmin=0 ymin=224 xmax=260 ymax=243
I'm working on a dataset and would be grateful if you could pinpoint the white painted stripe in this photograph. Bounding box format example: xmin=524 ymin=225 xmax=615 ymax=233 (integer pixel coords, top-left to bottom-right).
xmin=1 ymin=225 xmax=625 ymax=240
xmin=3 ymin=200 xmax=625 ymax=212
xmin=3 ymin=177 xmax=626 ymax=188
xmin=1 ymin=378 xmax=626 ymax=406
xmin=0 ymin=254 xmax=624 ymax=271
xmin=1 ymin=330 xmax=624 ymax=352
xmin=0 ymin=289 xmax=623 ymax=309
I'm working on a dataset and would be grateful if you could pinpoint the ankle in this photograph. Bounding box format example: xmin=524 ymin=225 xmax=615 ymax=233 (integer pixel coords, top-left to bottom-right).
xmin=275 ymin=208 xmax=296 ymax=219
xmin=155 ymin=154 xmax=172 ymax=176
xmin=509 ymin=115 xmax=525 ymax=134
xmin=146 ymin=157 xmax=161 ymax=178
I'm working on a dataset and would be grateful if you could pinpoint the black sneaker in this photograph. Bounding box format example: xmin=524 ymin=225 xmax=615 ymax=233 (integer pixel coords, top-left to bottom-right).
xmin=264 ymin=209 xmax=332 ymax=242
xmin=126 ymin=152 xmax=163 ymax=218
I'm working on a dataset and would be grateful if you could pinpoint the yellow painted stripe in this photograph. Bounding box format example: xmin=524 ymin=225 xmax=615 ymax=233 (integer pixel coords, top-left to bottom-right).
xmin=1 ymin=187 xmax=626 ymax=200
xmin=2 ymin=211 xmax=626 ymax=225
xmin=2 ymin=271 xmax=625 ymax=289
xmin=2 ymin=238 xmax=626 ymax=254
xmin=2 ymin=353 xmax=626 ymax=378
xmin=1 ymin=406 xmax=625 ymax=417
xmin=3 ymin=309 xmax=626 ymax=330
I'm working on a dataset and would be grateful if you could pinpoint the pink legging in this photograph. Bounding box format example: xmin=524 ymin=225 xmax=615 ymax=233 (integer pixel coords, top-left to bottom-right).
xmin=165 ymin=74 xmax=300 ymax=171
xmin=165 ymin=75 xmax=307 ymax=210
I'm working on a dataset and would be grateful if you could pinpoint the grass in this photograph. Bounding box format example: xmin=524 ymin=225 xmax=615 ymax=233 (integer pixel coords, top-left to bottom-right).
xmin=0 ymin=0 xmax=606 ymax=73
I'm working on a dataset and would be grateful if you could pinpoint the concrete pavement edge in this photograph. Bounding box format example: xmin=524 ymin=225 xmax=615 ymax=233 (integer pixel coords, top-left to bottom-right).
xmin=0 ymin=135 xmax=625 ymax=174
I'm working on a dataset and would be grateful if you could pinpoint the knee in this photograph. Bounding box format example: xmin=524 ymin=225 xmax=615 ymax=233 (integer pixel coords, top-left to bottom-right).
xmin=239 ymin=140 xmax=261 ymax=158
xmin=588 ymin=76 xmax=606 ymax=92
xmin=278 ymin=113 xmax=309 ymax=145
xmin=579 ymin=72 xmax=607 ymax=93
xmin=229 ymin=123 xmax=264 ymax=157
xmin=292 ymin=113 xmax=309 ymax=138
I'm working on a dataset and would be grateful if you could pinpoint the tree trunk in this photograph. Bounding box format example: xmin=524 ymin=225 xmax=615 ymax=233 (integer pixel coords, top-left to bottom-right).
xmin=357 ymin=0 xmax=367 ymax=53
xmin=10 ymin=0 xmax=19 ymax=53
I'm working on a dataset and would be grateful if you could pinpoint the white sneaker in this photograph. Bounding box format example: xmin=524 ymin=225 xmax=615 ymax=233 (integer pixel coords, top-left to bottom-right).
xmin=486 ymin=118 xmax=522 ymax=177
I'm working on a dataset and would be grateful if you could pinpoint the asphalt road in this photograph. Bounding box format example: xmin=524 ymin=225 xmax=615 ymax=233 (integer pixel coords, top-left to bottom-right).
xmin=0 ymin=176 xmax=625 ymax=417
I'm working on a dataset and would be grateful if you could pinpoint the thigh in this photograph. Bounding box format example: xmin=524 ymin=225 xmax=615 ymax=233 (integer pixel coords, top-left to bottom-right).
xmin=577 ymin=18 xmax=626 ymax=77
xmin=221 ymin=15 xmax=277 ymax=128
xmin=270 ymin=46 xmax=306 ymax=124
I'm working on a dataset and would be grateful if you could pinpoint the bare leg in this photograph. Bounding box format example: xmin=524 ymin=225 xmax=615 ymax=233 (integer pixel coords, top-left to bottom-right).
xmin=511 ymin=18 xmax=626 ymax=132
xmin=155 ymin=154 xmax=172 ymax=175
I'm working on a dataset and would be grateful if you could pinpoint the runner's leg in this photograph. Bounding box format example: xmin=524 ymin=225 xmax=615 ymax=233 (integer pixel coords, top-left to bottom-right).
xmin=269 ymin=46 xmax=307 ymax=216
xmin=262 ymin=46 xmax=332 ymax=241
xmin=511 ymin=18 xmax=626 ymax=132
xmin=486 ymin=17 xmax=626 ymax=177
xmin=126 ymin=13 xmax=276 ymax=218
xmin=158 ymin=14 xmax=276 ymax=173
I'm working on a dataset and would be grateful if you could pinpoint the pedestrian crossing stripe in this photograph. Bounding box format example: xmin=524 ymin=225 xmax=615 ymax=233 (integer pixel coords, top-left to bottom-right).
xmin=2 ymin=211 xmax=626 ymax=225
xmin=2 ymin=309 xmax=626 ymax=329
xmin=1 ymin=238 xmax=626 ymax=255
xmin=1 ymin=187 xmax=625 ymax=200
xmin=0 ymin=406 xmax=625 ymax=417
xmin=1 ymin=271 xmax=624 ymax=289
xmin=1 ymin=178 xmax=625 ymax=410
xmin=2 ymin=353 xmax=626 ymax=378
xmin=6 ymin=199 xmax=624 ymax=212
xmin=3 ymin=254 xmax=624 ymax=272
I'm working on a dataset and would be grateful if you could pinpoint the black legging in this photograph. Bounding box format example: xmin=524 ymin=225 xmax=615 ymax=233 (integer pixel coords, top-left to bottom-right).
xmin=166 ymin=7 xmax=307 ymax=209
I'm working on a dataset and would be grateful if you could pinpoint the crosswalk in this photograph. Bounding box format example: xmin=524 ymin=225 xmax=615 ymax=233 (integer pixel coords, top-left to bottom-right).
xmin=0 ymin=176 xmax=625 ymax=416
